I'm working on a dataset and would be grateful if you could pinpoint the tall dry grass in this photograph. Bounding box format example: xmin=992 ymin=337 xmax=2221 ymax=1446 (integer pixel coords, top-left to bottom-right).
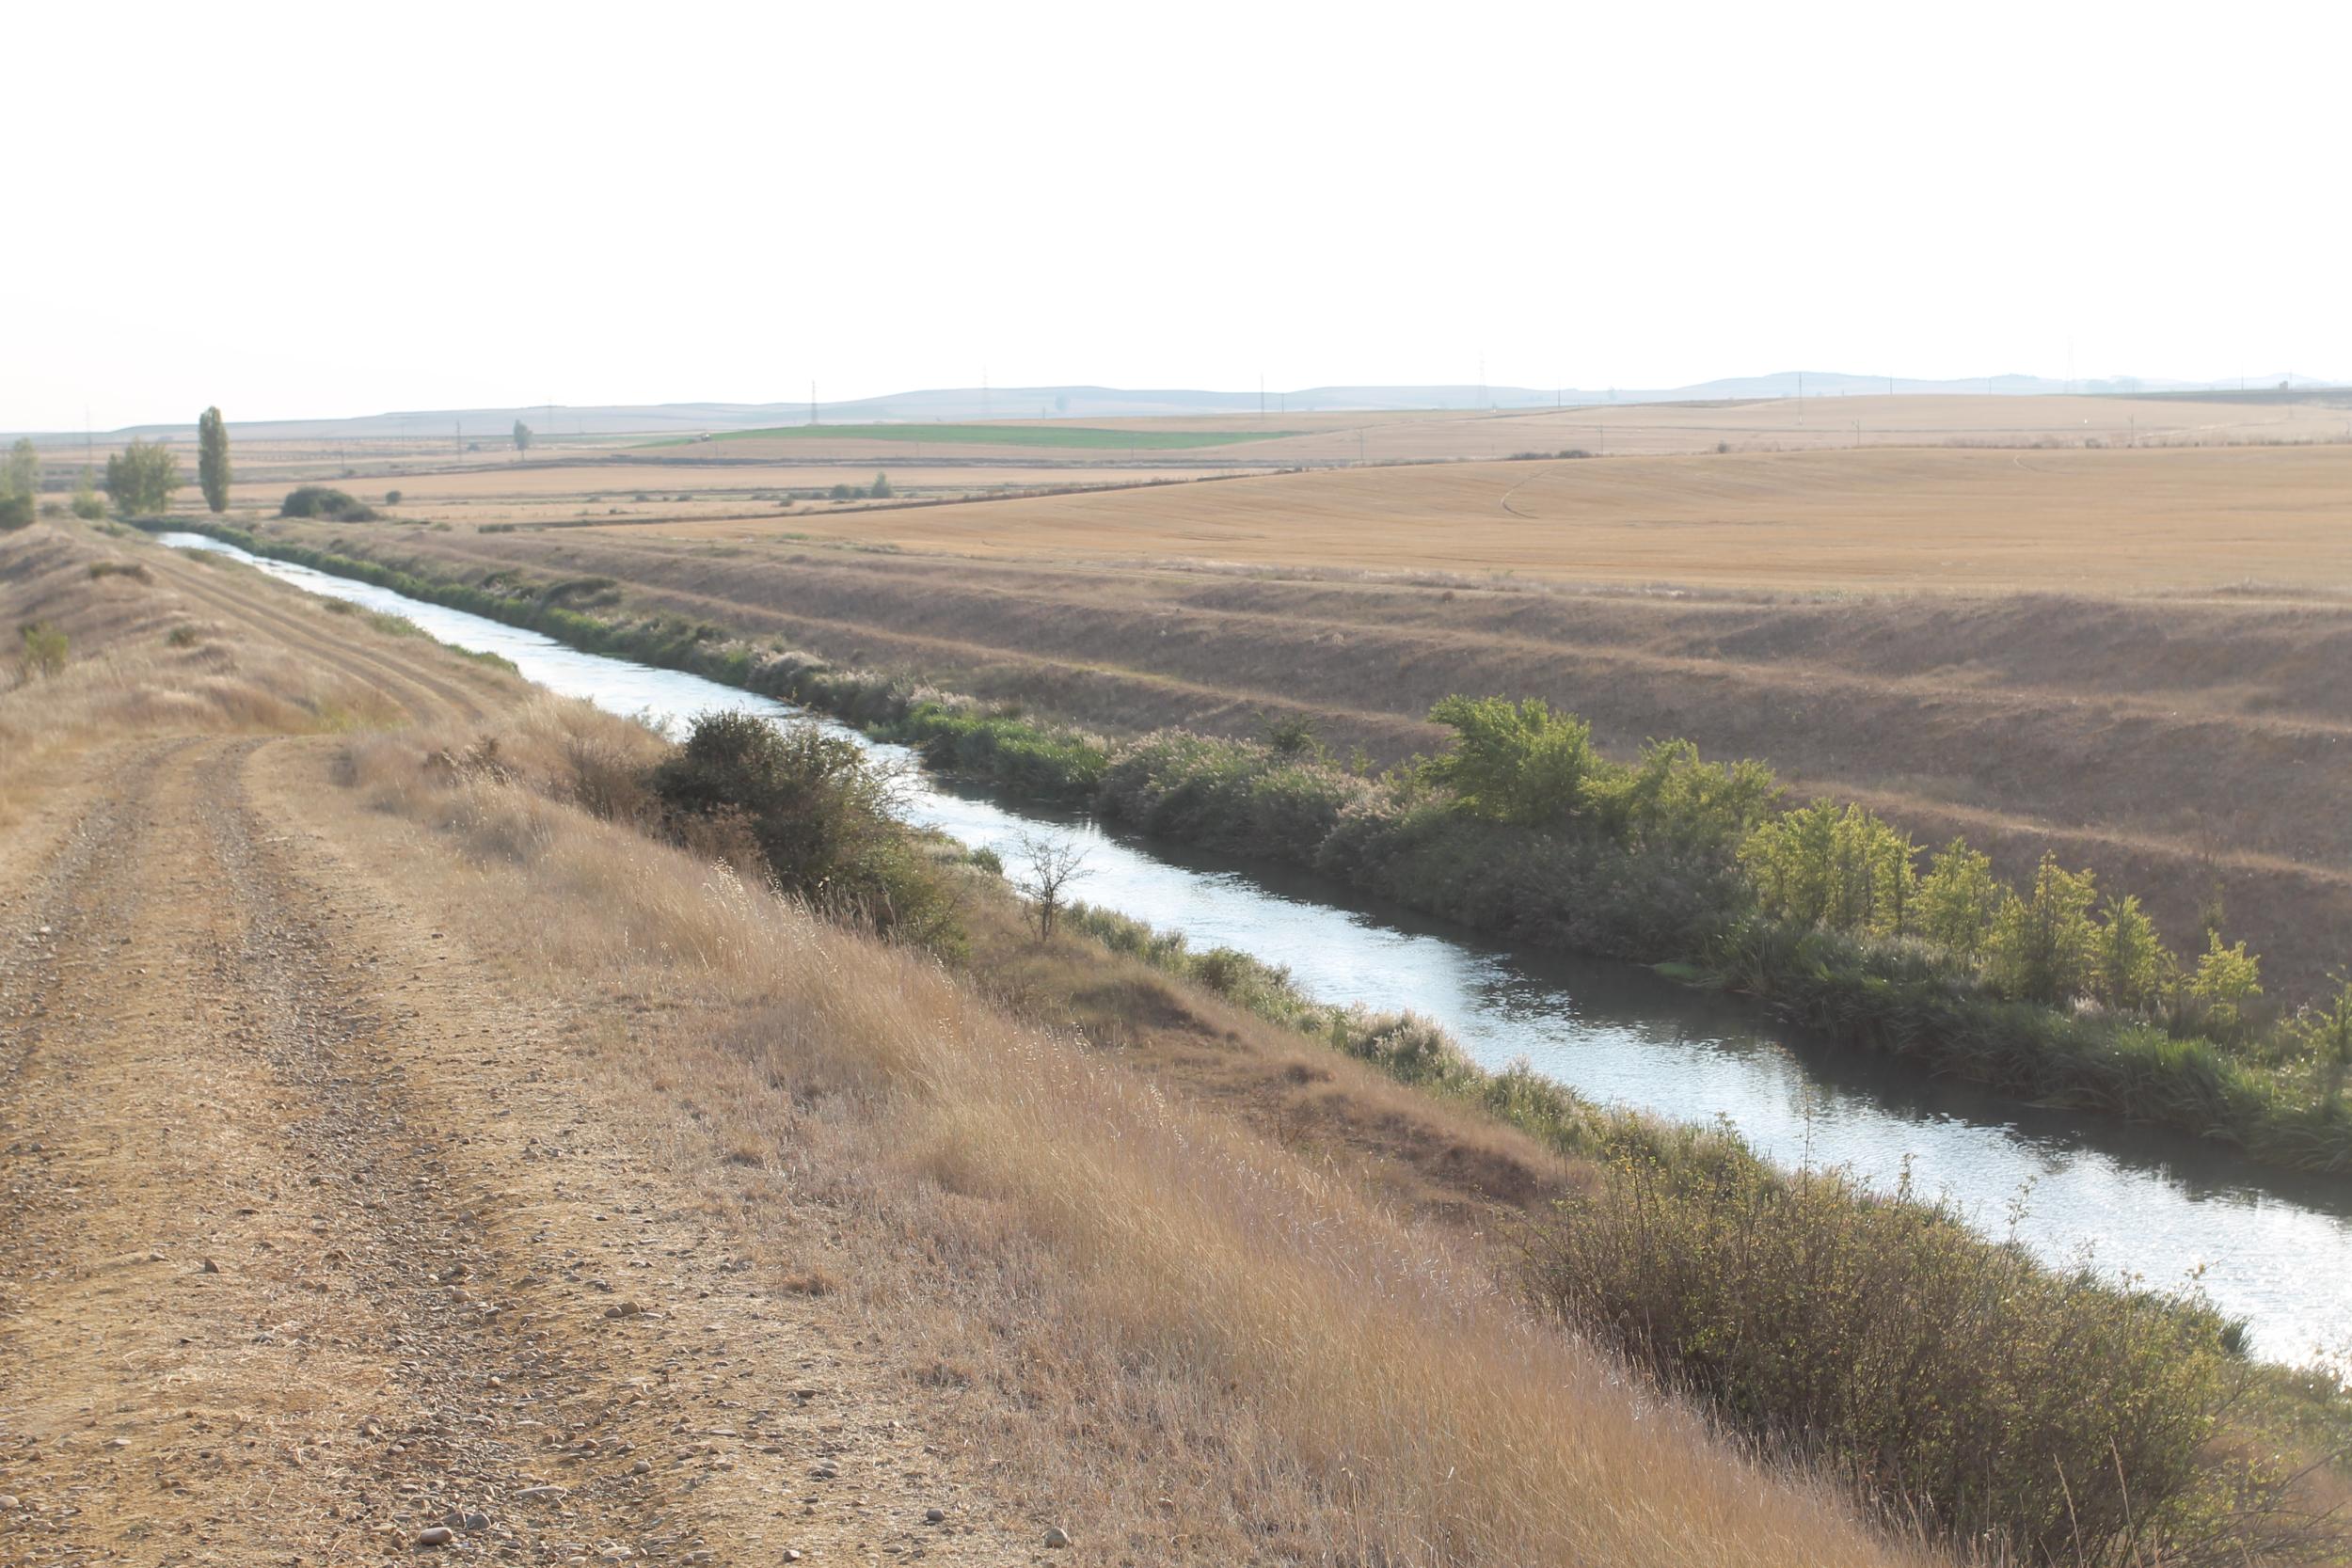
xmin=0 ymin=525 xmax=397 ymax=831
xmin=339 ymin=710 xmax=1926 ymax=1568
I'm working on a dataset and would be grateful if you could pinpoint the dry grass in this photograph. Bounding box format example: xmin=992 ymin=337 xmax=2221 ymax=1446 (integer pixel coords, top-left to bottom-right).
xmin=196 ymin=462 xmax=1247 ymax=530
xmin=0 ymin=525 xmax=397 ymax=830
xmin=337 ymin=706 xmax=1924 ymax=1567
xmin=628 ymin=443 xmax=2352 ymax=593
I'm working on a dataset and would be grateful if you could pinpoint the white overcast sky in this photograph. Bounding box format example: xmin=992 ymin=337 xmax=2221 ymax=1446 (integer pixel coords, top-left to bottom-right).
xmin=8 ymin=0 xmax=2347 ymax=430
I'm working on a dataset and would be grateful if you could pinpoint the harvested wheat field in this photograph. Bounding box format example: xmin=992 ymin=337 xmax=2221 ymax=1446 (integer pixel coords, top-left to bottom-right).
xmin=229 ymin=433 xmax=2352 ymax=1002
xmin=3 ymin=522 xmax=1930 ymax=1565
xmin=639 ymin=443 xmax=2352 ymax=593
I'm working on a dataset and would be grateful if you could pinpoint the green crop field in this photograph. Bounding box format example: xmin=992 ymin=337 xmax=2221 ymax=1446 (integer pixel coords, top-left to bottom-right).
xmin=647 ymin=423 xmax=1302 ymax=451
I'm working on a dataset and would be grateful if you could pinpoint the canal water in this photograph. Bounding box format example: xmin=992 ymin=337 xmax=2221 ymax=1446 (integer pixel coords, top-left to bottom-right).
xmin=162 ymin=531 xmax=2352 ymax=1369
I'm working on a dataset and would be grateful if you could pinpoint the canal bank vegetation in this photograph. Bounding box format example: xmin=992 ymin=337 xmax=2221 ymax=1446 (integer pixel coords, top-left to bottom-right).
xmin=349 ymin=689 xmax=2351 ymax=1566
xmin=64 ymin=523 xmax=2344 ymax=1563
xmin=152 ymin=522 xmax=2352 ymax=1179
xmin=336 ymin=697 xmax=1922 ymax=1568
xmin=1063 ymin=900 xmax=2352 ymax=1564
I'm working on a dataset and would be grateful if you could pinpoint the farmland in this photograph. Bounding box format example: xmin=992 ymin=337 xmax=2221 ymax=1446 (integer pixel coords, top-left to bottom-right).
xmin=635 ymin=442 xmax=2352 ymax=593
xmin=632 ymin=390 xmax=2352 ymax=464
xmin=195 ymin=426 xmax=2352 ymax=1009
xmin=653 ymin=421 xmax=1306 ymax=450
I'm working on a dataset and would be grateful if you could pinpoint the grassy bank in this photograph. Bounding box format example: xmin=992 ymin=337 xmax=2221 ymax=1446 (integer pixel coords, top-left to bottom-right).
xmin=1055 ymin=903 xmax=2348 ymax=1566
xmin=425 ymin=684 xmax=2351 ymax=1563
xmin=358 ymin=669 xmax=2349 ymax=1563
xmin=147 ymin=520 xmax=2352 ymax=1177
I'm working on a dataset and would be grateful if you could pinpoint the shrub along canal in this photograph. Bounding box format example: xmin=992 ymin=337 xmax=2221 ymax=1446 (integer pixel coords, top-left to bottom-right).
xmin=163 ymin=531 xmax=2352 ymax=1370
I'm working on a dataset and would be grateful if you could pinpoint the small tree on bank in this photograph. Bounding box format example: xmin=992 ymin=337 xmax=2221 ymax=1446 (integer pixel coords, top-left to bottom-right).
xmin=197 ymin=406 xmax=230 ymax=514
xmin=1010 ymin=830 xmax=1090 ymax=940
xmin=103 ymin=436 xmax=182 ymax=517
xmin=70 ymin=468 xmax=105 ymax=519
xmin=513 ymin=420 xmax=533 ymax=455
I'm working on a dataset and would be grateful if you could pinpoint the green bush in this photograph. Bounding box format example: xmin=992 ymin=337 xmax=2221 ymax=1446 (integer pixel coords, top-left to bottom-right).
xmin=70 ymin=470 xmax=107 ymax=520
xmin=2096 ymin=894 xmax=2168 ymax=1012
xmin=1421 ymin=694 xmax=1597 ymax=825
xmin=1986 ymin=853 xmax=2102 ymax=1004
xmin=18 ymin=621 xmax=68 ymax=678
xmin=0 ymin=493 xmax=31 ymax=531
xmin=2283 ymin=976 xmax=2352 ymax=1103
xmin=1527 ymin=1151 xmax=2245 ymax=1561
xmin=647 ymin=709 xmax=957 ymax=949
xmin=279 ymin=485 xmax=378 ymax=522
xmin=1740 ymin=799 xmax=1915 ymax=937
xmin=103 ymin=437 xmax=181 ymax=516
xmin=896 ymin=702 xmax=1108 ymax=800
xmin=1583 ymin=736 xmax=1780 ymax=856
xmin=2188 ymin=930 xmax=2265 ymax=1037
xmin=1916 ymin=838 xmax=2000 ymax=961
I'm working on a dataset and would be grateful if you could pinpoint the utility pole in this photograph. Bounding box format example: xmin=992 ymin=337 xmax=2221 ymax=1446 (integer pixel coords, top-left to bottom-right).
xmin=1258 ymin=372 xmax=1264 ymax=421
xmin=809 ymin=381 xmax=818 ymax=426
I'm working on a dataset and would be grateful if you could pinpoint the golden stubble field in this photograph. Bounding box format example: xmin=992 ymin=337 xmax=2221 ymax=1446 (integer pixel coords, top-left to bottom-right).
xmin=626 ymin=442 xmax=2352 ymax=594
xmin=207 ymin=461 xmax=1244 ymax=528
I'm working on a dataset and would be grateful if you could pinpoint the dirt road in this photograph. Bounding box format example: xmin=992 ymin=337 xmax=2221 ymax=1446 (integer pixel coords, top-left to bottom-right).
xmin=0 ymin=729 xmax=1035 ymax=1560
xmin=0 ymin=529 xmax=2012 ymax=1568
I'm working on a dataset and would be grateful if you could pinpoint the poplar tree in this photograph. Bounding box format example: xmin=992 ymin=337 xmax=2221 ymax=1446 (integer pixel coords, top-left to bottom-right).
xmin=197 ymin=406 xmax=230 ymax=513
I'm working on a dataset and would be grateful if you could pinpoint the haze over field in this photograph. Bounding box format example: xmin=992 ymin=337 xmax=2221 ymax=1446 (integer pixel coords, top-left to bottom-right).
xmin=8 ymin=2 xmax=2350 ymax=431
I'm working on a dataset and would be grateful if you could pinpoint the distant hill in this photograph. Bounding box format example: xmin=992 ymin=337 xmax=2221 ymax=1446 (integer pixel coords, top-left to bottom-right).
xmin=22 ymin=372 xmax=2348 ymax=442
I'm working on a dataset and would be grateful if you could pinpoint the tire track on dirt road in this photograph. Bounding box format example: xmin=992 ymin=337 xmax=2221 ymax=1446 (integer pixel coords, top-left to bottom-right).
xmin=2 ymin=726 xmax=1036 ymax=1563
xmin=0 ymin=739 xmax=696 ymax=1560
xmin=160 ymin=554 xmax=495 ymax=727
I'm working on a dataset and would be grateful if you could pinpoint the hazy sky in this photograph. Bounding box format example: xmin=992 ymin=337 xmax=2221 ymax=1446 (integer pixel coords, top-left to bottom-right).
xmin=10 ymin=1 xmax=2347 ymax=430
